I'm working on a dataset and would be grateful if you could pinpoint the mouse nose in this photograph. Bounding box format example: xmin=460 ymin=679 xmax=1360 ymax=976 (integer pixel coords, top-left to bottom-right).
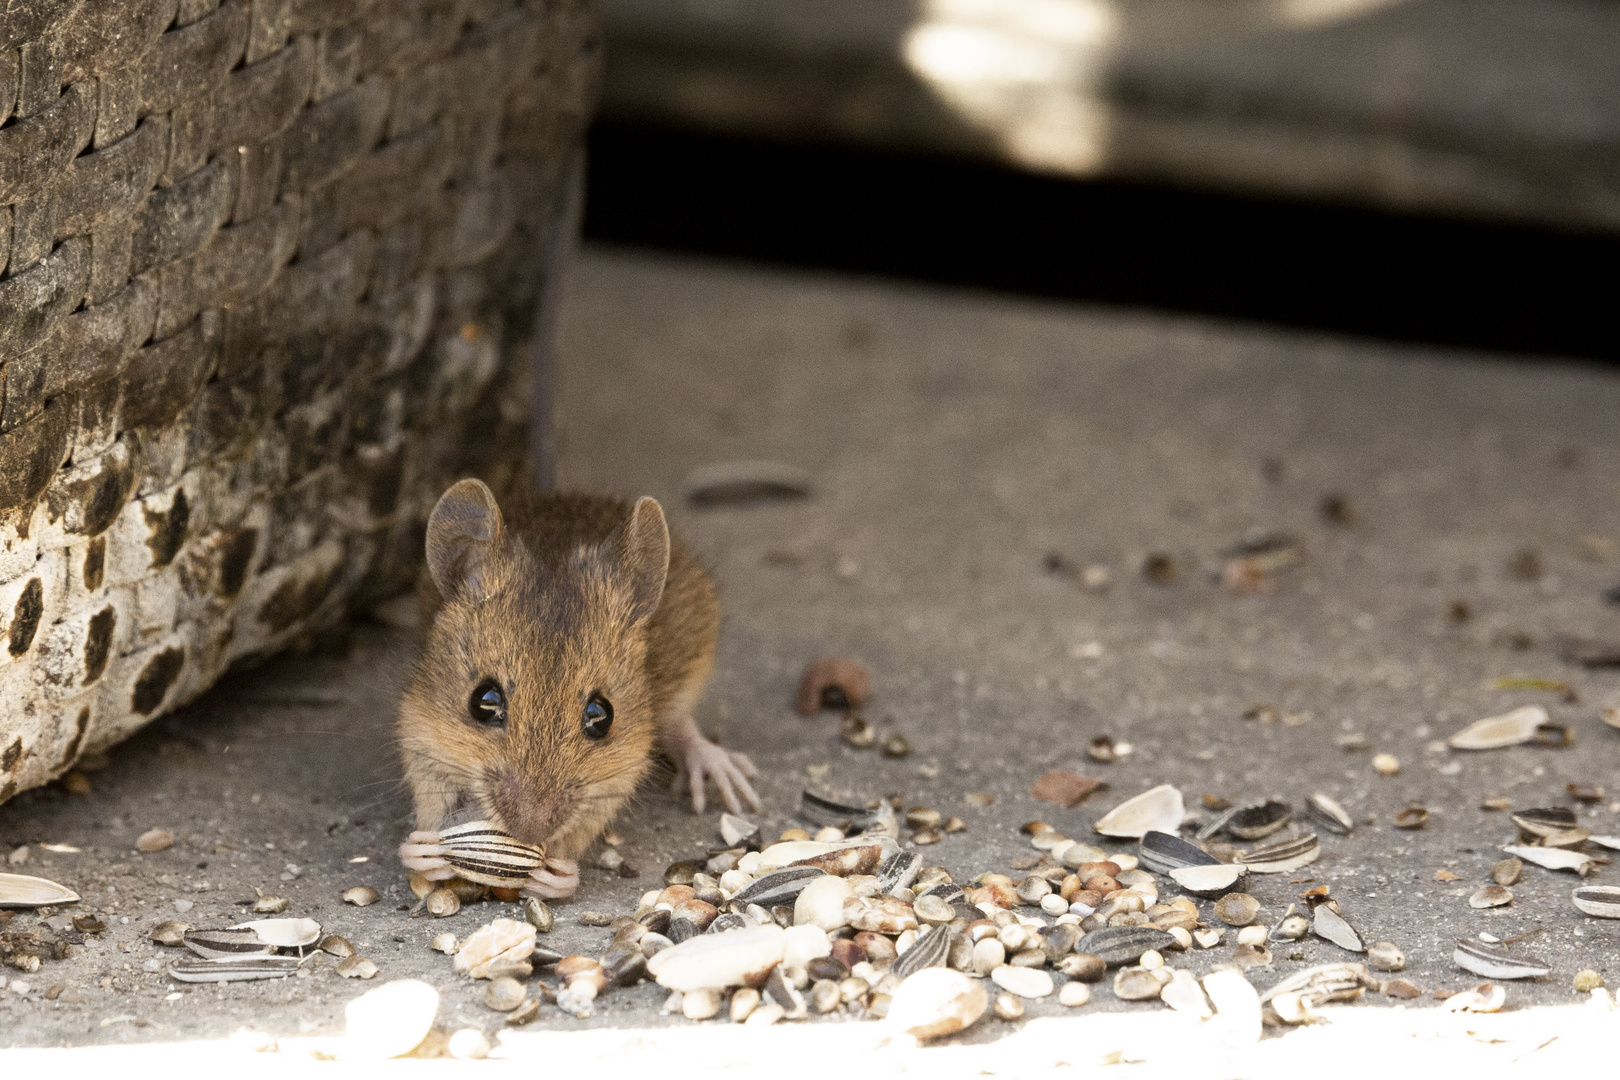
xmin=487 ymin=768 xmax=568 ymax=848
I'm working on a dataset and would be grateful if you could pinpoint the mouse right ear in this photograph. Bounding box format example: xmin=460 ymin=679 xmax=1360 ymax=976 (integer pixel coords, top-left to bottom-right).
xmin=426 ymin=479 xmax=505 ymax=603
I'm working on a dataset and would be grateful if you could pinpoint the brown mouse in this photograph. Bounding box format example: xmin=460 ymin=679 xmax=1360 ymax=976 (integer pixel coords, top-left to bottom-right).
xmin=396 ymin=479 xmax=759 ymax=899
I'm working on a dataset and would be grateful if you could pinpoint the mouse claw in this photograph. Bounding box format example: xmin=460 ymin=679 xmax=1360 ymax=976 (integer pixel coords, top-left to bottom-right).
xmin=674 ymin=740 xmax=762 ymax=815
xmin=524 ymin=857 xmax=580 ymax=900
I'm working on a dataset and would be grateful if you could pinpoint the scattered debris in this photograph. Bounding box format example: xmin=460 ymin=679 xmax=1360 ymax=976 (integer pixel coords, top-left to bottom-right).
xmin=1503 ymin=844 xmax=1594 ymax=875
xmin=343 ymin=886 xmax=381 ymax=907
xmin=1029 ymin=770 xmax=1107 ymax=808
xmin=1470 ymin=886 xmax=1513 ymax=909
xmin=1093 ymin=785 xmax=1184 ymax=838
xmin=1142 ymin=553 xmax=1178 ymax=584
xmin=683 ymin=461 xmax=812 ymax=508
xmin=1372 ymin=754 xmax=1400 ymax=775
xmin=135 ymin=828 xmax=175 ymax=853
xmin=1393 ymin=806 xmax=1429 ymax=830
xmin=795 ymin=658 xmax=871 ymax=716
xmin=0 ymin=874 xmax=79 ymax=908
xmin=1307 ymin=794 xmax=1354 ymax=836
xmin=1448 ymin=706 xmax=1549 ymax=750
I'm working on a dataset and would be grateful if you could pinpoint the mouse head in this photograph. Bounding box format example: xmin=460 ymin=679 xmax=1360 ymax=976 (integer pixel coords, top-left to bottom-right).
xmin=398 ymin=480 xmax=669 ymax=858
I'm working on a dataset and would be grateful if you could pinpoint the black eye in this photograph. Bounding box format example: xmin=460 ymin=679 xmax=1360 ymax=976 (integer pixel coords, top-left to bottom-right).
xmin=468 ymin=678 xmax=506 ymax=728
xmin=582 ymin=693 xmax=613 ymax=740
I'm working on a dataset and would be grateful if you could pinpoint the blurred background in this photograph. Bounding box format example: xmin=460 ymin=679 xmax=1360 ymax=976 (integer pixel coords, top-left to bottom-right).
xmin=584 ymin=0 xmax=1618 ymax=360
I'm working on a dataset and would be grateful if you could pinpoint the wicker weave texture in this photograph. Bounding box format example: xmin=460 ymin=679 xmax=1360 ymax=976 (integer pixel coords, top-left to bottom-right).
xmin=0 ymin=0 xmax=598 ymax=803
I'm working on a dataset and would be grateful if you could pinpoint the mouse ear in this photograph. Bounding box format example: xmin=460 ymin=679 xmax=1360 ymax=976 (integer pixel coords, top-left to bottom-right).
xmin=426 ymin=479 xmax=505 ymax=602
xmin=618 ymin=497 xmax=670 ymax=625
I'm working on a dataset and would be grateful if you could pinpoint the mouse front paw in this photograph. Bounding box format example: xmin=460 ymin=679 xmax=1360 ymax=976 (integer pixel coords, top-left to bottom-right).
xmin=672 ymin=738 xmax=761 ymax=815
xmin=398 ymin=831 xmax=457 ymax=880
xmin=524 ymin=856 xmax=580 ymax=900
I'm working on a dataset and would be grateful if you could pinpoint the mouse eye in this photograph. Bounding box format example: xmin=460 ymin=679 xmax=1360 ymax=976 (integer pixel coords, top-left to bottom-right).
xmin=468 ymin=678 xmax=507 ymax=728
xmin=582 ymin=693 xmax=613 ymax=740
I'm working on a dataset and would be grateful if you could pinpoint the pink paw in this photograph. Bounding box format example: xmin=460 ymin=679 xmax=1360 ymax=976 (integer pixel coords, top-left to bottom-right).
xmin=672 ymin=740 xmax=760 ymax=815
xmin=525 ymin=856 xmax=580 ymax=900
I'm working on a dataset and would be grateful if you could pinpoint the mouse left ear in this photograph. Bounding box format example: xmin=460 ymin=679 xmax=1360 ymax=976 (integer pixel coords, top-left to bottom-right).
xmin=426 ymin=478 xmax=506 ymax=602
xmin=618 ymin=497 xmax=670 ymax=625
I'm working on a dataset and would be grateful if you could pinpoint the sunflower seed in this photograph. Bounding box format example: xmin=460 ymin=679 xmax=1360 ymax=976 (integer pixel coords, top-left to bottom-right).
xmin=1093 ymin=785 xmax=1184 ymax=838
xmin=1260 ymin=962 xmax=1376 ymax=1008
xmin=1074 ymin=926 xmax=1176 ymax=967
xmin=891 ymin=924 xmax=952 ymax=978
xmin=1492 ymin=858 xmax=1523 ymax=886
xmin=1226 ymin=800 xmax=1293 ymax=841
xmin=408 ymin=821 xmax=547 ymax=888
xmin=1138 ymin=830 xmax=1219 ymax=875
xmin=1571 ymin=886 xmax=1620 ymax=918
xmin=1393 ymin=806 xmax=1429 ymax=830
xmin=1510 ymin=807 xmax=1577 ymax=839
xmin=919 ymin=882 xmax=965 ymax=906
xmin=1312 ymin=905 xmax=1364 ymax=952
xmin=1502 ymin=844 xmax=1594 ymax=875
xmin=169 ymin=957 xmax=300 ymax=983
xmin=1169 ymin=863 xmax=1248 ymax=897
xmin=1241 ymin=833 xmax=1321 ymax=874
xmin=0 ymin=874 xmax=83 ymax=906
xmin=876 ymin=851 xmax=922 ymax=895
xmin=1307 ymin=793 xmax=1354 ymax=835
xmin=733 ymin=866 xmax=828 ymax=908
xmin=183 ymin=928 xmax=277 ymax=960
xmin=1448 ymin=706 xmax=1549 ymax=750
xmin=1453 ymin=939 xmax=1550 ymax=979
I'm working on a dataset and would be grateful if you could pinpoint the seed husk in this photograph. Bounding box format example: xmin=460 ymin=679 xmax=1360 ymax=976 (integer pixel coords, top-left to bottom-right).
xmin=1093 ymin=785 xmax=1184 ymax=839
xmin=1312 ymin=905 xmax=1364 ymax=952
xmin=1571 ymin=886 xmax=1620 ymax=918
xmin=1502 ymin=844 xmax=1594 ymax=875
xmin=233 ymin=918 xmax=320 ymax=948
xmin=337 ymin=955 xmax=379 ymax=979
xmin=1372 ymin=753 xmax=1400 ymax=775
xmin=1169 ymin=863 xmax=1248 ymax=898
xmin=1215 ymin=893 xmax=1260 ymax=927
xmin=343 ymin=886 xmax=381 ymax=907
xmin=1470 ymin=885 xmax=1513 ymax=909
xmin=1393 ymin=806 xmax=1429 ymax=830
xmin=943 ymin=817 xmax=966 ymax=834
xmin=1510 ymin=807 xmax=1577 ymax=839
xmin=798 ymin=791 xmax=890 ymax=834
xmin=1138 ymin=830 xmax=1219 ymax=875
xmin=149 ymin=920 xmax=192 ymax=947
xmin=1029 ymin=770 xmax=1107 ymax=808
xmin=880 ymin=733 xmax=911 ymax=758
xmin=169 ymin=957 xmax=300 ymax=983
xmin=1453 ymin=939 xmax=1550 ymax=980
xmin=1567 ymin=782 xmax=1604 ymax=803
xmin=1447 ymin=706 xmax=1549 ymax=750
xmin=183 ymin=928 xmax=277 ymax=960
xmin=1491 ymin=858 xmax=1523 ymax=886
xmin=1225 ymin=800 xmax=1293 ymax=841
xmin=1073 ymin=926 xmax=1176 ymax=967
xmin=253 ymin=894 xmax=290 ymax=914
xmin=1241 ymin=833 xmax=1321 ymax=874
xmin=319 ymin=935 xmax=355 ymax=958
xmin=905 ymin=808 xmax=941 ymax=830
xmin=1273 ymin=914 xmax=1310 ymax=941
xmin=840 ymin=713 xmax=876 ymax=748
xmin=795 ymin=657 xmax=870 ymax=716
xmin=1306 ymin=793 xmax=1354 ymax=836
xmin=426 ymin=888 xmax=461 ymax=917
xmin=1087 ymin=736 xmax=1118 ymax=764
xmin=911 ymin=826 xmax=942 ymax=846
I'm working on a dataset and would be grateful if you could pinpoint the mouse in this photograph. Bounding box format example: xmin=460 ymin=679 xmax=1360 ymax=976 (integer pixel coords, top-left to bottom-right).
xmin=396 ymin=478 xmax=760 ymax=899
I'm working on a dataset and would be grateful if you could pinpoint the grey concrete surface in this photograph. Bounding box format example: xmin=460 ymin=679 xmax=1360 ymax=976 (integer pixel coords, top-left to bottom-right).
xmin=2 ymin=245 xmax=1618 ymax=1050
xmin=599 ymin=0 xmax=1620 ymax=231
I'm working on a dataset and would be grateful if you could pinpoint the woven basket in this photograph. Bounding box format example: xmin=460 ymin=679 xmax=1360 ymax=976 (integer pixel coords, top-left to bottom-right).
xmin=0 ymin=0 xmax=598 ymax=803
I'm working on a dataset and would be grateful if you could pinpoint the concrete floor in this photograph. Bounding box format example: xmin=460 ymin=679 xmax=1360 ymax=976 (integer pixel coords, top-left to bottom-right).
xmin=2 ymin=246 xmax=1618 ymax=1054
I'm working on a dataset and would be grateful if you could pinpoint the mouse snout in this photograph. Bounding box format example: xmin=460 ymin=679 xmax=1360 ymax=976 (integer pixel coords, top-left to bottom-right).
xmin=487 ymin=767 xmax=570 ymax=849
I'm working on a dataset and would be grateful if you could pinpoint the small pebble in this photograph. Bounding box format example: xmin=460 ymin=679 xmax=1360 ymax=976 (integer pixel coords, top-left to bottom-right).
xmin=993 ymin=993 xmax=1025 ymax=1020
xmin=136 ymin=829 xmax=174 ymax=853
xmin=1058 ymin=981 xmax=1091 ymax=1007
xmin=484 ymin=977 xmax=526 ymax=1012
xmin=343 ymin=886 xmax=381 ymax=907
xmin=1236 ymin=926 xmax=1268 ymax=946
xmin=447 ymin=1029 xmax=491 ymax=1060
xmin=730 ymin=987 xmax=760 ymax=1022
xmin=1368 ymin=941 xmax=1405 ymax=972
